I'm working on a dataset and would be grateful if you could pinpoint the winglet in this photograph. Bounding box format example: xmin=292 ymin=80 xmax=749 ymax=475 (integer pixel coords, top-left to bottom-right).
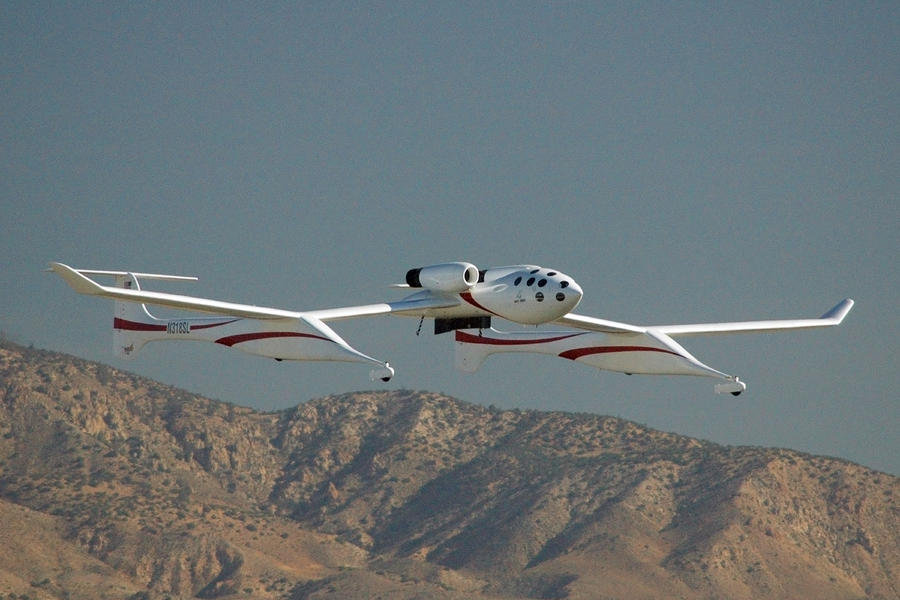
xmin=48 ymin=262 xmax=106 ymax=296
xmin=821 ymin=299 xmax=854 ymax=324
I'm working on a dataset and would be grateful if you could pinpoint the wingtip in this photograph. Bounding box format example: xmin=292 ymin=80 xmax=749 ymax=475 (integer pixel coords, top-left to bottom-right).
xmin=822 ymin=299 xmax=854 ymax=323
xmin=48 ymin=262 xmax=104 ymax=295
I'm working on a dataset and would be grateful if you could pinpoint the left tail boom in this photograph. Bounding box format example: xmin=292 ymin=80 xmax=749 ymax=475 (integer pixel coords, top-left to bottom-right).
xmin=50 ymin=263 xmax=394 ymax=381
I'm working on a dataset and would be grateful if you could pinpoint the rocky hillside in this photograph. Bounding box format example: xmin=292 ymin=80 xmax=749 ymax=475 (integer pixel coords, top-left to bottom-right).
xmin=0 ymin=339 xmax=896 ymax=599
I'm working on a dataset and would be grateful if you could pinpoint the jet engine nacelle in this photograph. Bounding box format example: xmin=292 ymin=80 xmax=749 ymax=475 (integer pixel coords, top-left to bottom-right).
xmin=405 ymin=262 xmax=480 ymax=293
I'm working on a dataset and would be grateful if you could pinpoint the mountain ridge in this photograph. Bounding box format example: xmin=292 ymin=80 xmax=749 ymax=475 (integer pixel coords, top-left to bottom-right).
xmin=0 ymin=339 xmax=896 ymax=599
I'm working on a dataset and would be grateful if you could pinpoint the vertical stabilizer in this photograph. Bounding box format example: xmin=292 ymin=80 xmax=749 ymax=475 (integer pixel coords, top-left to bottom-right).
xmin=112 ymin=273 xmax=165 ymax=359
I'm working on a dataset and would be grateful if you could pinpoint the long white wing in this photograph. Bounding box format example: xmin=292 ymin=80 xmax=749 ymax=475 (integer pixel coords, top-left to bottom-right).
xmin=49 ymin=262 xmax=458 ymax=322
xmin=553 ymin=300 xmax=853 ymax=337
xmin=552 ymin=313 xmax=646 ymax=334
xmin=651 ymin=299 xmax=855 ymax=337
xmin=305 ymin=296 xmax=460 ymax=321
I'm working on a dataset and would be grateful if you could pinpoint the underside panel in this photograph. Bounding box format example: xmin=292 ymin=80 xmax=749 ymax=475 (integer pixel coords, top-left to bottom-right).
xmin=435 ymin=316 xmax=491 ymax=335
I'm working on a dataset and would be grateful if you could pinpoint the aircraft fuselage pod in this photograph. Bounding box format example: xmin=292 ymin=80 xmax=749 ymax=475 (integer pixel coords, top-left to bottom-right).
xmin=398 ymin=265 xmax=584 ymax=326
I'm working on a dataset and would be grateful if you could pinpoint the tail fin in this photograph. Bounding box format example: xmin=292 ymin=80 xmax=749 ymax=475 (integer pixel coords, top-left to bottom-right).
xmin=112 ymin=273 xmax=166 ymax=359
xmin=454 ymin=329 xmax=494 ymax=373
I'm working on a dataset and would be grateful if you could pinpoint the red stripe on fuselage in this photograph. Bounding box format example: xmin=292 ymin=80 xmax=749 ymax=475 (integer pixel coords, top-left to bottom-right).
xmin=559 ymin=346 xmax=682 ymax=360
xmin=215 ymin=332 xmax=332 ymax=347
xmin=186 ymin=319 xmax=239 ymax=330
xmin=455 ymin=330 xmax=583 ymax=345
xmin=459 ymin=291 xmax=504 ymax=318
xmin=113 ymin=318 xmax=165 ymax=331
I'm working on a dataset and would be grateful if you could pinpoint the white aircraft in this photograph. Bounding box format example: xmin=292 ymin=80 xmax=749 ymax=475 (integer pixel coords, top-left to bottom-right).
xmin=48 ymin=261 xmax=854 ymax=395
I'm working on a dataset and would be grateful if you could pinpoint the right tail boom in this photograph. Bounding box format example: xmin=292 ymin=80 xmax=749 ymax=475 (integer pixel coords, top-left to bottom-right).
xmin=454 ymin=327 xmax=743 ymax=393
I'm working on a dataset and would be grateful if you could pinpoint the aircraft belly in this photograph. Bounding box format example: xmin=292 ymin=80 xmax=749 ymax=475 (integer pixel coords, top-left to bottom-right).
xmin=412 ymin=304 xmax=493 ymax=320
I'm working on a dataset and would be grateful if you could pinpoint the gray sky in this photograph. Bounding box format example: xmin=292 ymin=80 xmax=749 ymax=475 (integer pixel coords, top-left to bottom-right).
xmin=3 ymin=3 xmax=897 ymax=474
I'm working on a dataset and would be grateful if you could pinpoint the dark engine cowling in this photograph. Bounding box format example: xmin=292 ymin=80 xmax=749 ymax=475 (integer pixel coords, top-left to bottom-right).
xmin=405 ymin=262 xmax=480 ymax=293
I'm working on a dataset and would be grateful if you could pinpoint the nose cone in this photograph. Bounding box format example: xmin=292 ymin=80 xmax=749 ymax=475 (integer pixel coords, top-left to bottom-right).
xmin=565 ymin=280 xmax=583 ymax=310
xmin=546 ymin=269 xmax=582 ymax=314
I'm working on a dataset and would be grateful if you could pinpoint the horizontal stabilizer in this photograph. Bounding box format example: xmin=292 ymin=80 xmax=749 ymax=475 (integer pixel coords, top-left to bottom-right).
xmin=64 ymin=268 xmax=198 ymax=282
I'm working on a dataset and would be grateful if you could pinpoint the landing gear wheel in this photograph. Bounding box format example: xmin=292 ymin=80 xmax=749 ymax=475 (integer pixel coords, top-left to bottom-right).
xmin=715 ymin=377 xmax=747 ymax=395
xmin=370 ymin=363 xmax=395 ymax=383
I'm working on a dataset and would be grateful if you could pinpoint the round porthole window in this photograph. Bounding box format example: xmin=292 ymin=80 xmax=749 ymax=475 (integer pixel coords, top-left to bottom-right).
xmin=556 ymin=292 xmax=565 ymax=301
xmin=535 ymin=292 xmax=544 ymax=302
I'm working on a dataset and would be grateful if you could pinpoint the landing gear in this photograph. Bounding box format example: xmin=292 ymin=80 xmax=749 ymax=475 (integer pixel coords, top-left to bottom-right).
xmin=714 ymin=377 xmax=746 ymax=396
xmin=369 ymin=363 xmax=395 ymax=383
